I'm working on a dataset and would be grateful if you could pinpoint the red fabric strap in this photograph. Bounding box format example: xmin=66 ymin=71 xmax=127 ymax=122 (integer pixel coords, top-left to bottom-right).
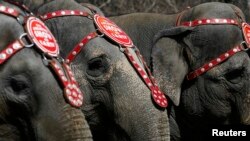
xmin=187 ymin=45 xmax=243 ymax=80
xmin=124 ymin=48 xmax=168 ymax=108
xmin=180 ymin=18 xmax=239 ymax=27
xmin=49 ymin=60 xmax=83 ymax=107
xmin=0 ymin=40 xmax=24 ymax=65
xmin=40 ymin=10 xmax=91 ymax=21
xmin=0 ymin=4 xmax=19 ymax=18
xmin=65 ymin=32 xmax=98 ymax=64
xmin=3 ymin=0 xmax=31 ymax=13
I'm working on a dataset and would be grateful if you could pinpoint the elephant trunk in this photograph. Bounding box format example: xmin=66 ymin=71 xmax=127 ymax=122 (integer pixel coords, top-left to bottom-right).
xmin=59 ymin=105 xmax=92 ymax=141
xmin=31 ymin=103 xmax=92 ymax=141
xmin=133 ymin=109 xmax=169 ymax=141
xmin=240 ymin=94 xmax=250 ymax=125
xmin=114 ymin=91 xmax=170 ymax=141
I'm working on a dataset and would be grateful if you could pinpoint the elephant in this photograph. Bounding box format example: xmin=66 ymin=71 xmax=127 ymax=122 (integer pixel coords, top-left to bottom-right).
xmin=9 ymin=0 xmax=171 ymax=140
xmin=110 ymin=2 xmax=250 ymax=140
xmin=0 ymin=1 xmax=92 ymax=141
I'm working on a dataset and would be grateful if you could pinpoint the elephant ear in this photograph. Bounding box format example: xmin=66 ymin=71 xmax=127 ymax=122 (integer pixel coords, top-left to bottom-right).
xmin=79 ymin=3 xmax=105 ymax=16
xmin=152 ymin=26 xmax=193 ymax=106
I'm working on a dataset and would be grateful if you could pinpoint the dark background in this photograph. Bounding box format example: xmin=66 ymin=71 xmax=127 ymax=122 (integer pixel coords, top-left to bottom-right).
xmin=76 ymin=0 xmax=250 ymax=22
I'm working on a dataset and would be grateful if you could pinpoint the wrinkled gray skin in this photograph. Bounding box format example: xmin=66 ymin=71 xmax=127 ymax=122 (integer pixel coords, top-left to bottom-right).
xmin=112 ymin=2 xmax=250 ymax=140
xmin=14 ymin=0 xmax=171 ymax=141
xmin=0 ymin=1 xmax=92 ymax=141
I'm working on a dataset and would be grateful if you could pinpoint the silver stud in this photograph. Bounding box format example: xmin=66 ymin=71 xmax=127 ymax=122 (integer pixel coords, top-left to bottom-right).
xmin=72 ymin=84 xmax=77 ymax=89
xmin=8 ymin=8 xmax=14 ymax=13
xmin=198 ymin=20 xmax=202 ymax=24
xmin=231 ymin=20 xmax=235 ymax=23
xmin=223 ymin=19 xmax=227 ymax=23
xmin=208 ymin=63 xmax=213 ymax=67
xmin=61 ymin=11 xmax=66 ymax=15
xmin=13 ymin=43 xmax=21 ymax=49
xmin=66 ymin=65 xmax=70 ymax=69
xmin=54 ymin=64 xmax=59 ymax=69
xmin=68 ymin=71 xmax=73 ymax=75
xmin=79 ymin=43 xmax=84 ymax=46
xmin=6 ymin=48 xmax=13 ymax=54
xmin=80 ymin=12 xmax=83 ymax=15
xmin=68 ymin=96 xmax=73 ymax=102
xmin=68 ymin=84 xmax=73 ymax=89
xmin=215 ymin=19 xmax=219 ymax=23
xmin=62 ymin=76 xmax=67 ymax=81
xmin=72 ymin=91 xmax=77 ymax=97
xmin=66 ymin=89 xmax=71 ymax=95
xmin=43 ymin=15 xmax=47 ymax=19
xmin=233 ymin=48 xmax=238 ymax=52
xmin=58 ymin=70 xmax=64 ymax=75
xmin=78 ymin=100 xmax=83 ymax=106
xmin=71 ymin=77 xmax=76 ymax=81
xmin=156 ymin=100 xmax=161 ymax=104
xmin=206 ymin=19 xmax=211 ymax=23
xmin=52 ymin=12 xmax=56 ymax=16
xmin=225 ymin=53 xmax=229 ymax=57
xmin=217 ymin=58 xmax=221 ymax=62
xmin=148 ymin=83 xmax=152 ymax=87
xmin=162 ymin=95 xmax=166 ymax=99
xmin=132 ymin=61 xmax=136 ymax=64
xmin=66 ymin=59 xmax=70 ymax=63
xmin=143 ymin=75 xmax=147 ymax=78
xmin=87 ymin=36 xmax=91 ymax=39
xmin=164 ymin=100 xmax=167 ymax=103
xmin=201 ymin=68 xmax=205 ymax=72
xmin=0 ymin=6 xmax=6 ymax=11
xmin=78 ymin=94 xmax=83 ymax=100
xmin=77 ymin=88 xmax=81 ymax=93
xmin=71 ymin=11 xmax=75 ymax=15
xmin=0 ymin=53 xmax=6 ymax=59
xmin=73 ymin=100 xmax=78 ymax=105
xmin=247 ymin=33 xmax=250 ymax=37
xmin=72 ymin=51 xmax=77 ymax=55
xmin=158 ymin=95 xmax=162 ymax=99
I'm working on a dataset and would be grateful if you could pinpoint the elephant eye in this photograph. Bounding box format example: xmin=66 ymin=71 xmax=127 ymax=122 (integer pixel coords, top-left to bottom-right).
xmin=224 ymin=68 xmax=244 ymax=84
xmin=9 ymin=75 xmax=30 ymax=94
xmin=87 ymin=56 xmax=110 ymax=77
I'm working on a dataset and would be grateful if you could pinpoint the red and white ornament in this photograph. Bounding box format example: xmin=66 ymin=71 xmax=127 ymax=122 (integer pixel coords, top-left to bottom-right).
xmin=25 ymin=17 xmax=59 ymax=57
xmin=49 ymin=60 xmax=83 ymax=107
xmin=94 ymin=14 xmax=133 ymax=47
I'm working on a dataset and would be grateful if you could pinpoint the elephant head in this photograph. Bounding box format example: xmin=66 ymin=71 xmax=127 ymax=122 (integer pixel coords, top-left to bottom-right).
xmin=0 ymin=1 xmax=92 ymax=140
xmin=30 ymin=0 xmax=170 ymax=140
xmin=153 ymin=2 xmax=250 ymax=139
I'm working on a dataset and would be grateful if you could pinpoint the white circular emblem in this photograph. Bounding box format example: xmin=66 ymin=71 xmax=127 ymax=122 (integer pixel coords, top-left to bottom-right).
xmin=94 ymin=14 xmax=133 ymax=47
xmin=26 ymin=17 xmax=59 ymax=57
